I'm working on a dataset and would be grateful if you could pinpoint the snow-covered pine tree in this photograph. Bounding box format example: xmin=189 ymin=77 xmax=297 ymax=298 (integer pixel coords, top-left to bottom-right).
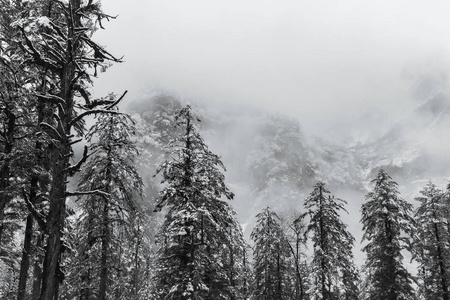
xmin=442 ymin=182 xmax=450 ymax=248
xmin=360 ymin=169 xmax=416 ymax=300
xmin=413 ymin=182 xmax=450 ymax=300
xmin=0 ymin=5 xmax=26 ymax=296
xmin=250 ymin=207 xmax=294 ymax=300
xmin=286 ymin=212 xmax=309 ymax=300
xmin=61 ymin=112 xmax=144 ymax=300
xmin=0 ymin=2 xmax=52 ymax=298
xmin=153 ymin=105 xmax=246 ymax=300
xmin=9 ymin=1 xmax=125 ymax=298
xmin=303 ymin=182 xmax=359 ymax=300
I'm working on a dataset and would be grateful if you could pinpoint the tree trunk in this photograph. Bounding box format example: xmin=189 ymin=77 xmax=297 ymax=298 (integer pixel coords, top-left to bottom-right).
xmin=0 ymin=104 xmax=15 ymax=246
xmin=16 ymin=215 xmax=34 ymax=300
xmin=318 ymin=185 xmax=328 ymax=300
xmin=38 ymin=154 xmax=68 ymax=300
xmin=39 ymin=0 xmax=79 ymax=296
xmin=434 ymin=221 xmax=449 ymax=300
xmin=17 ymin=161 xmax=42 ymax=300
xmin=277 ymin=249 xmax=282 ymax=299
xmin=133 ymin=224 xmax=141 ymax=299
xmin=99 ymin=197 xmax=110 ymax=300
xmin=32 ymin=234 xmax=43 ymax=300
xmin=0 ymin=203 xmax=6 ymax=246
xmin=80 ymin=217 xmax=93 ymax=300
xmin=243 ymin=247 xmax=248 ymax=298
xmin=294 ymin=239 xmax=304 ymax=300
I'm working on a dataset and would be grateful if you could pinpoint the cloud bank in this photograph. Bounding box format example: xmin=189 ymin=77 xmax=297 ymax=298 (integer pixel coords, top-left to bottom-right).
xmin=93 ymin=0 xmax=450 ymax=141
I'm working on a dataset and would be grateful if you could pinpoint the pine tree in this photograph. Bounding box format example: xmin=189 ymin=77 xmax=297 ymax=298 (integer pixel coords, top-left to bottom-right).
xmin=360 ymin=169 xmax=416 ymax=300
xmin=250 ymin=207 xmax=294 ymax=300
xmin=303 ymin=182 xmax=359 ymax=300
xmin=0 ymin=2 xmax=50 ymax=298
xmin=286 ymin=212 xmax=308 ymax=300
xmin=9 ymin=1 xmax=124 ymax=298
xmin=61 ymin=112 xmax=144 ymax=300
xmin=413 ymin=182 xmax=450 ymax=300
xmin=153 ymin=105 xmax=245 ymax=300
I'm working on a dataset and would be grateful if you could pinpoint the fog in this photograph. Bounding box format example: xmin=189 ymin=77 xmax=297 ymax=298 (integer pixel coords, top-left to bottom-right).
xmin=90 ymin=1 xmax=450 ymax=267
xmin=93 ymin=0 xmax=450 ymax=142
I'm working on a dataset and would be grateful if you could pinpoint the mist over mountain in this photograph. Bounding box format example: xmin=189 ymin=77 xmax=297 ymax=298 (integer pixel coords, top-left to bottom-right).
xmin=126 ymin=75 xmax=450 ymax=245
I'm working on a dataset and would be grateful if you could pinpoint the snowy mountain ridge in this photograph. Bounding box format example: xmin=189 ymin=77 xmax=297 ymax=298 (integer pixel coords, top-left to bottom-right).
xmin=129 ymin=89 xmax=450 ymax=222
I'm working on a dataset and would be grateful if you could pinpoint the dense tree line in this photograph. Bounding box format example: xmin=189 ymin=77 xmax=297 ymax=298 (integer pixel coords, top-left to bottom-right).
xmin=2 ymin=1 xmax=450 ymax=300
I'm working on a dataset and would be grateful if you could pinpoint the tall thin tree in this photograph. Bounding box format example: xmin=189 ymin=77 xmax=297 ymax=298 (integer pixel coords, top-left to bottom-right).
xmin=303 ymin=182 xmax=359 ymax=300
xmin=251 ymin=207 xmax=294 ymax=300
xmin=360 ymin=169 xmax=416 ymax=300
xmin=62 ymin=112 xmax=144 ymax=300
xmin=413 ymin=182 xmax=449 ymax=300
xmin=153 ymin=105 xmax=245 ymax=300
xmin=11 ymin=1 xmax=124 ymax=299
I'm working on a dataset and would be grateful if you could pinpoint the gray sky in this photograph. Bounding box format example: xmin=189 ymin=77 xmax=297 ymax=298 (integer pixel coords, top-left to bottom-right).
xmin=93 ymin=0 xmax=450 ymax=140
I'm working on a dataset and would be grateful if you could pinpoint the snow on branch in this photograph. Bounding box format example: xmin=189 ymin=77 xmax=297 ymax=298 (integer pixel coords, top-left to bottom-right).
xmin=19 ymin=28 xmax=60 ymax=71
xmin=22 ymin=188 xmax=47 ymax=233
xmin=35 ymin=93 xmax=66 ymax=105
xmin=40 ymin=122 xmax=62 ymax=140
xmin=66 ymin=190 xmax=110 ymax=198
xmin=82 ymin=37 xmax=123 ymax=63
xmin=69 ymin=91 xmax=127 ymax=127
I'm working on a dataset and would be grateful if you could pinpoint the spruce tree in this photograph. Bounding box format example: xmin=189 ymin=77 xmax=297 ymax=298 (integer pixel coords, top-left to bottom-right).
xmin=360 ymin=169 xmax=416 ymax=300
xmin=413 ymin=182 xmax=449 ymax=300
xmin=250 ymin=207 xmax=294 ymax=300
xmin=303 ymin=182 xmax=359 ymax=300
xmin=61 ymin=112 xmax=144 ymax=300
xmin=153 ymin=105 xmax=245 ymax=300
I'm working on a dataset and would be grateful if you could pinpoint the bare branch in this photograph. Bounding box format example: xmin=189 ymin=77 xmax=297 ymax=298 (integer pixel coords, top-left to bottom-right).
xmin=106 ymin=90 xmax=127 ymax=110
xmin=65 ymin=145 xmax=88 ymax=176
xmin=68 ymin=138 xmax=82 ymax=146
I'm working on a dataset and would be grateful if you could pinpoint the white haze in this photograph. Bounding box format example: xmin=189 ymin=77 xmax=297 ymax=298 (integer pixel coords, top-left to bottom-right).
xmin=93 ymin=0 xmax=450 ymax=141
xmin=90 ymin=1 xmax=450 ymax=267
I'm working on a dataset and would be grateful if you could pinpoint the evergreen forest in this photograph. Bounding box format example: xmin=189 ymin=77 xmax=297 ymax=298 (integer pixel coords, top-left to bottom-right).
xmin=1 ymin=1 xmax=450 ymax=300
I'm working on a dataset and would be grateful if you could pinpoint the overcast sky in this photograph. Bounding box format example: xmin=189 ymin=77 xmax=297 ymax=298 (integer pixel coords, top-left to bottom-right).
xmin=93 ymin=0 xmax=450 ymax=141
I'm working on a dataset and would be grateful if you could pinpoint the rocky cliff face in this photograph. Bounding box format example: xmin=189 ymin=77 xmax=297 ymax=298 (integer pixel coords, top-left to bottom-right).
xmin=354 ymin=87 xmax=450 ymax=193
xmin=129 ymin=88 xmax=450 ymax=225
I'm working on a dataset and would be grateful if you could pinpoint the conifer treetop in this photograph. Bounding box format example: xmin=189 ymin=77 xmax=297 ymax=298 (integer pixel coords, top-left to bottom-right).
xmin=155 ymin=105 xmax=234 ymax=211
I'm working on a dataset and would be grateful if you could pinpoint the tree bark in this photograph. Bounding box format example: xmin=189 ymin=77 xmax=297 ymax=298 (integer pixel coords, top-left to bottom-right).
xmin=99 ymin=197 xmax=110 ymax=300
xmin=32 ymin=234 xmax=43 ymax=300
xmin=0 ymin=104 xmax=15 ymax=246
xmin=38 ymin=153 xmax=68 ymax=300
xmin=434 ymin=218 xmax=449 ymax=300
xmin=318 ymin=185 xmax=328 ymax=300
xmin=16 ymin=215 xmax=34 ymax=300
